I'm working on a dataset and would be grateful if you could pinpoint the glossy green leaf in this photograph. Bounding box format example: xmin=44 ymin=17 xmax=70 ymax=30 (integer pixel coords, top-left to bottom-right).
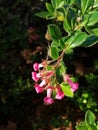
xmin=93 ymin=0 xmax=98 ymax=7
xmin=81 ymin=35 xmax=98 ymax=47
xmin=63 ymin=8 xmax=76 ymax=33
xmin=35 ymin=11 xmax=52 ymax=18
xmin=46 ymin=2 xmax=54 ymax=13
xmin=67 ymin=8 xmax=76 ymax=30
xmin=85 ymin=23 xmax=98 ymax=36
xmin=48 ymin=24 xmax=61 ymax=41
xmin=68 ymin=31 xmax=88 ymax=48
xmin=81 ymin=0 xmax=94 ymax=14
xmin=88 ymin=125 xmax=97 ymax=130
xmin=87 ymin=11 xmax=98 ymax=26
xmin=50 ymin=46 xmax=59 ymax=60
xmin=75 ymin=0 xmax=81 ymax=9
xmin=56 ymin=67 xmax=63 ymax=83
xmin=67 ymin=0 xmax=75 ymax=5
xmin=63 ymin=18 xmax=71 ymax=33
xmin=51 ymin=0 xmax=65 ymax=9
xmin=76 ymin=125 xmax=88 ymax=130
xmin=85 ymin=110 xmax=96 ymax=125
xmin=75 ymin=0 xmax=94 ymax=13
xmin=61 ymin=83 xmax=74 ymax=97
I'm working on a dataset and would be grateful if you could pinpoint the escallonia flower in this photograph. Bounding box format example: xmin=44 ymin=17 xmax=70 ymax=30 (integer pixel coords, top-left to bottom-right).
xmin=32 ymin=72 xmax=41 ymax=82
xmin=44 ymin=88 xmax=54 ymax=105
xmin=70 ymin=82 xmax=79 ymax=92
xmin=66 ymin=76 xmax=79 ymax=92
xmin=33 ymin=61 xmax=47 ymax=71
xmin=55 ymin=86 xmax=65 ymax=100
xmin=33 ymin=62 xmax=44 ymax=71
xmin=34 ymin=84 xmax=44 ymax=93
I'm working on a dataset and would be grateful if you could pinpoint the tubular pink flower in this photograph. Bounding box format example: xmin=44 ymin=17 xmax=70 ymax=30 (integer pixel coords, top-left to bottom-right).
xmin=33 ymin=63 xmax=44 ymax=71
xmin=43 ymin=97 xmax=54 ymax=104
xmin=70 ymin=82 xmax=79 ymax=92
xmin=47 ymin=88 xmax=52 ymax=98
xmin=55 ymin=87 xmax=65 ymax=100
xmin=43 ymin=88 xmax=54 ymax=104
xmin=32 ymin=72 xmax=41 ymax=82
xmin=66 ymin=77 xmax=79 ymax=92
xmin=34 ymin=84 xmax=44 ymax=93
xmin=55 ymin=91 xmax=65 ymax=100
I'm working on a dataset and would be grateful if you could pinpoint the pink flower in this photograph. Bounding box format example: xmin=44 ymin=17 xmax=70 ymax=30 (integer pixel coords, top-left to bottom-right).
xmin=66 ymin=77 xmax=79 ymax=92
xmin=47 ymin=88 xmax=52 ymax=97
xmin=32 ymin=72 xmax=41 ymax=82
xmin=33 ymin=63 xmax=44 ymax=71
xmin=70 ymin=82 xmax=79 ymax=92
xmin=44 ymin=97 xmax=54 ymax=104
xmin=43 ymin=88 xmax=54 ymax=104
xmin=55 ymin=91 xmax=65 ymax=100
xmin=55 ymin=87 xmax=65 ymax=100
xmin=34 ymin=84 xmax=44 ymax=93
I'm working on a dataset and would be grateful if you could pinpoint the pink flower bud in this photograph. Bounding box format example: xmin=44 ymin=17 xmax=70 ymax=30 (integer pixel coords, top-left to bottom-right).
xmin=33 ymin=63 xmax=44 ymax=71
xmin=34 ymin=84 xmax=44 ymax=93
xmin=32 ymin=72 xmax=41 ymax=82
xmin=43 ymin=97 xmax=54 ymax=104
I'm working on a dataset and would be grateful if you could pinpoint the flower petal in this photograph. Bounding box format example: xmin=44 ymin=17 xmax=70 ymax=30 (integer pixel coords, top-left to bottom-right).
xmin=43 ymin=97 xmax=54 ymax=104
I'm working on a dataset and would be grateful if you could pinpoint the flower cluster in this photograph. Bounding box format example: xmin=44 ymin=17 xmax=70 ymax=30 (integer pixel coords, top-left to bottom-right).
xmin=32 ymin=61 xmax=79 ymax=105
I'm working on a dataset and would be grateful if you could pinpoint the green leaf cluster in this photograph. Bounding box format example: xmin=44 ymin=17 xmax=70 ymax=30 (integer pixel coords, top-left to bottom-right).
xmin=76 ymin=110 xmax=98 ymax=130
xmin=36 ymin=0 xmax=98 ymax=57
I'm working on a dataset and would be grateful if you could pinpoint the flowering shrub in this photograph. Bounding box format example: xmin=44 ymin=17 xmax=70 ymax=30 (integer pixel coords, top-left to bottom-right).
xmin=32 ymin=0 xmax=98 ymax=105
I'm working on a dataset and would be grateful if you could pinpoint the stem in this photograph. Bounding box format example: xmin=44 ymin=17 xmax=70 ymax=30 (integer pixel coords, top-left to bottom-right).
xmin=54 ymin=48 xmax=66 ymax=67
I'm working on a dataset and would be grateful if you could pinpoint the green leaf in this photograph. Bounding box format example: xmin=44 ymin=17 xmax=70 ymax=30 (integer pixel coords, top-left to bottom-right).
xmin=46 ymin=2 xmax=54 ymax=13
xmin=48 ymin=24 xmax=62 ymax=41
xmin=60 ymin=61 xmax=66 ymax=73
xmin=56 ymin=67 xmax=63 ymax=83
xmin=85 ymin=110 xmax=96 ymax=125
xmin=87 ymin=11 xmax=98 ymax=26
xmin=67 ymin=8 xmax=76 ymax=30
xmin=67 ymin=0 xmax=75 ymax=5
xmin=76 ymin=122 xmax=88 ymax=130
xmin=51 ymin=0 xmax=65 ymax=9
xmin=88 ymin=125 xmax=97 ymax=130
xmin=35 ymin=11 xmax=52 ymax=18
xmin=50 ymin=46 xmax=59 ymax=60
xmin=63 ymin=17 xmax=72 ymax=33
xmin=81 ymin=35 xmax=98 ymax=47
xmin=93 ymin=0 xmax=98 ymax=8
xmin=85 ymin=24 xmax=98 ymax=36
xmin=68 ymin=31 xmax=88 ymax=48
xmin=81 ymin=0 xmax=94 ymax=14
xmin=75 ymin=0 xmax=81 ymax=9
xmin=61 ymin=83 xmax=74 ymax=98
xmin=63 ymin=8 xmax=76 ymax=33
